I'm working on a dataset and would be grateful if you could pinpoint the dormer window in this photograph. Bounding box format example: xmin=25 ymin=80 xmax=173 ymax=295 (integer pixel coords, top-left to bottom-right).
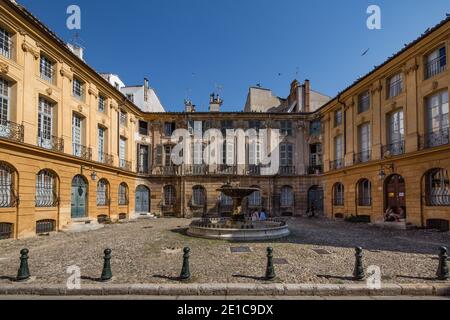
xmin=126 ymin=94 xmax=134 ymax=103
xmin=0 ymin=27 xmax=12 ymax=59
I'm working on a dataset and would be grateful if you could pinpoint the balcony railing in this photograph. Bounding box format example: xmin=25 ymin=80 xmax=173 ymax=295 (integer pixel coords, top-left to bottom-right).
xmin=216 ymin=165 xmax=237 ymax=175
xmin=247 ymin=165 xmax=261 ymax=176
xmin=278 ymin=166 xmax=295 ymax=176
xmin=155 ymin=166 xmax=180 ymax=176
xmin=72 ymin=143 xmax=92 ymax=160
xmin=184 ymin=164 xmax=208 ymax=175
xmin=137 ymin=164 xmax=150 ymax=175
xmin=420 ymin=128 xmax=450 ymax=149
xmin=330 ymin=159 xmax=344 ymax=171
xmin=119 ymin=159 xmax=132 ymax=171
xmin=0 ymin=120 xmax=24 ymax=143
xmin=353 ymin=150 xmax=371 ymax=164
xmin=308 ymin=165 xmax=323 ymax=175
xmin=425 ymin=55 xmax=446 ymax=79
xmin=388 ymin=79 xmax=403 ymax=99
xmin=98 ymin=152 xmax=114 ymax=166
xmin=37 ymin=135 xmax=64 ymax=152
xmin=382 ymin=141 xmax=405 ymax=157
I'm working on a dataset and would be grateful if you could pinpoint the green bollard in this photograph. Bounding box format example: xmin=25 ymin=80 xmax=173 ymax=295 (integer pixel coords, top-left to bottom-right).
xmin=100 ymin=249 xmax=113 ymax=282
xmin=16 ymin=248 xmax=30 ymax=282
xmin=265 ymin=247 xmax=276 ymax=280
xmin=353 ymin=247 xmax=365 ymax=281
xmin=180 ymin=247 xmax=191 ymax=281
xmin=436 ymin=246 xmax=449 ymax=281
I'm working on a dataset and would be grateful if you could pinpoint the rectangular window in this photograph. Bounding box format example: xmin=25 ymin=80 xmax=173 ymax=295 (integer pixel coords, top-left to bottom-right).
xmin=387 ymin=109 xmax=405 ymax=155
xmin=98 ymin=95 xmax=106 ymax=112
xmin=248 ymin=141 xmax=261 ymax=165
xmin=0 ymin=77 xmax=10 ymax=125
xmin=72 ymin=114 xmax=83 ymax=156
xmin=388 ymin=73 xmax=403 ymax=99
xmin=334 ymin=109 xmax=343 ymax=127
xmin=40 ymin=55 xmax=54 ymax=83
xmin=98 ymin=127 xmax=105 ymax=161
xmin=119 ymin=110 xmax=128 ymax=127
xmin=281 ymin=121 xmax=293 ymax=136
xmin=119 ymin=137 xmax=126 ymax=161
xmin=334 ymin=135 xmax=343 ymax=162
xmin=0 ymin=27 xmax=12 ymax=59
xmin=164 ymin=122 xmax=175 ymax=136
xmin=426 ymin=90 xmax=449 ymax=148
xmin=358 ymin=91 xmax=370 ymax=113
xmin=164 ymin=145 xmax=173 ymax=166
xmin=280 ymin=143 xmax=293 ymax=166
xmin=72 ymin=78 xmax=84 ymax=100
xmin=37 ymin=98 xmax=54 ymax=149
xmin=309 ymin=144 xmax=322 ymax=166
xmin=358 ymin=123 xmax=371 ymax=163
xmin=138 ymin=144 xmax=149 ymax=173
xmin=309 ymin=120 xmax=321 ymax=136
xmin=139 ymin=120 xmax=148 ymax=135
xmin=425 ymin=46 xmax=447 ymax=79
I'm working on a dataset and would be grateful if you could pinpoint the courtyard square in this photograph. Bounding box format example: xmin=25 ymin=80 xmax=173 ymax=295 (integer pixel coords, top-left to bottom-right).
xmin=0 ymin=218 xmax=449 ymax=285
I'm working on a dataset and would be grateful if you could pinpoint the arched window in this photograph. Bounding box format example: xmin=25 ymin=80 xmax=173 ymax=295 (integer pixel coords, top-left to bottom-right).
xmin=118 ymin=183 xmax=129 ymax=205
xmin=96 ymin=179 xmax=109 ymax=206
xmin=0 ymin=162 xmax=15 ymax=208
xmin=220 ymin=193 xmax=233 ymax=206
xmin=357 ymin=179 xmax=372 ymax=206
xmin=163 ymin=185 xmax=176 ymax=206
xmin=192 ymin=186 xmax=206 ymax=206
xmin=333 ymin=183 xmax=345 ymax=206
xmin=425 ymin=168 xmax=450 ymax=206
xmin=248 ymin=188 xmax=261 ymax=207
xmin=35 ymin=170 xmax=57 ymax=207
xmin=280 ymin=186 xmax=294 ymax=207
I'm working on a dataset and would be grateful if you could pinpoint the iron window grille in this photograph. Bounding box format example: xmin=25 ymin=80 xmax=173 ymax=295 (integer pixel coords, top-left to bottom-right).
xmin=36 ymin=220 xmax=56 ymax=234
xmin=35 ymin=170 xmax=58 ymax=207
xmin=0 ymin=162 xmax=16 ymax=208
xmin=96 ymin=180 xmax=109 ymax=206
xmin=0 ymin=223 xmax=13 ymax=240
xmin=425 ymin=168 xmax=450 ymax=206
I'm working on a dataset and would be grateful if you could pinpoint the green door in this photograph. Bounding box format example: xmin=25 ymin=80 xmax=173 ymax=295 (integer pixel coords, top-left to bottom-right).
xmin=71 ymin=175 xmax=88 ymax=218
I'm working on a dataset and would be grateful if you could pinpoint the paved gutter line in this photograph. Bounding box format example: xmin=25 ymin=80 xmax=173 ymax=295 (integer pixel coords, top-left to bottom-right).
xmin=0 ymin=283 xmax=448 ymax=297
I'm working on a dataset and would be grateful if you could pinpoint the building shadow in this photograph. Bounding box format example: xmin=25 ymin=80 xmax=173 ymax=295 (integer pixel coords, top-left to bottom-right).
xmin=396 ymin=275 xmax=437 ymax=281
xmin=316 ymin=274 xmax=355 ymax=281
xmin=152 ymin=275 xmax=188 ymax=282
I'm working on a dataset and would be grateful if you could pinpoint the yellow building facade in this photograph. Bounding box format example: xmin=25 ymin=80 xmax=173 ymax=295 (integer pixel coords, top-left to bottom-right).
xmin=0 ymin=0 xmax=449 ymax=240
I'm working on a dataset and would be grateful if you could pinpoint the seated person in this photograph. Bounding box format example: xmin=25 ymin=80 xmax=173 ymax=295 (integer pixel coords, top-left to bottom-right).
xmin=384 ymin=207 xmax=396 ymax=222
xmin=251 ymin=210 xmax=259 ymax=222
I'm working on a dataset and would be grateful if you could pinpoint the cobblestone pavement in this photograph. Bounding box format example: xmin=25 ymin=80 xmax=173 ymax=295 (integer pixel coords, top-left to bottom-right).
xmin=0 ymin=218 xmax=449 ymax=285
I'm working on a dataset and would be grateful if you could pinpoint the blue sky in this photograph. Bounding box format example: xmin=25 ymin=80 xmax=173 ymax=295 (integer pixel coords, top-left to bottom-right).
xmin=18 ymin=0 xmax=450 ymax=112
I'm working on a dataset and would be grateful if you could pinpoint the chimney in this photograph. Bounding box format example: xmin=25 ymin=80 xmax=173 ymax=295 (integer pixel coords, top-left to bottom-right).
xmin=144 ymin=78 xmax=149 ymax=102
xmin=184 ymin=99 xmax=195 ymax=112
xmin=67 ymin=43 xmax=84 ymax=61
xmin=209 ymin=93 xmax=222 ymax=112
xmin=304 ymin=79 xmax=310 ymax=112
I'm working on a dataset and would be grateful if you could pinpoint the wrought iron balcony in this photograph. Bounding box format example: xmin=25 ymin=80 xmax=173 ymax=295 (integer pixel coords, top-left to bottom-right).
xmin=98 ymin=152 xmax=114 ymax=166
xmin=425 ymin=55 xmax=446 ymax=79
xmin=382 ymin=141 xmax=405 ymax=157
xmin=278 ymin=166 xmax=295 ymax=176
xmin=353 ymin=150 xmax=371 ymax=164
xmin=308 ymin=165 xmax=323 ymax=175
xmin=216 ymin=165 xmax=237 ymax=175
xmin=330 ymin=159 xmax=344 ymax=171
xmin=0 ymin=120 xmax=24 ymax=143
xmin=247 ymin=165 xmax=261 ymax=176
xmin=137 ymin=164 xmax=150 ymax=175
xmin=37 ymin=135 xmax=64 ymax=152
xmin=72 ymin=143 xmax=92 ymax=160
xmin=420 ymin=128 xmax=450 ymax=149
xmin=155 ymin=166 xmax=180 ymax=176
xmin=119 ymin=159 xmax=132 ymax=171
xmin=184 ymin=164 xmax=208 ymax=175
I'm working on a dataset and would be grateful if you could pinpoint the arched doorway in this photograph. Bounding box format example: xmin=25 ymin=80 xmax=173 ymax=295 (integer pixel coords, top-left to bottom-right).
xmin=135 ymin=185 xmax=150 ymax=214
xmin=71 ymin=175 xmax=88 ymax=219
xmin=384 ymin=174 xmax=406 ymax=215
xmin=308 ymin=185 xmax=324 ymax=215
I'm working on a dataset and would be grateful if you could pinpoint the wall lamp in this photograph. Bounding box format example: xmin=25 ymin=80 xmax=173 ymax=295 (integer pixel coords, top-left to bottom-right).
xmin=81 ymin=165 xmax=98 ymax=181
xmin=379 ymin=163 xmax=395 ymax=181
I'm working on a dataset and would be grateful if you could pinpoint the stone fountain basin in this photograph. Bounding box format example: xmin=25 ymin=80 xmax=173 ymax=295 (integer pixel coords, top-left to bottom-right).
xmin=187 ymin=219 xmax=290 ymax=241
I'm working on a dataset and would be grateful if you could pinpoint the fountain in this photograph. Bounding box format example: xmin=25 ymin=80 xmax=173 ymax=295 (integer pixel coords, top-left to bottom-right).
xmin=187 ymin=183 xmax=290 ymax=241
